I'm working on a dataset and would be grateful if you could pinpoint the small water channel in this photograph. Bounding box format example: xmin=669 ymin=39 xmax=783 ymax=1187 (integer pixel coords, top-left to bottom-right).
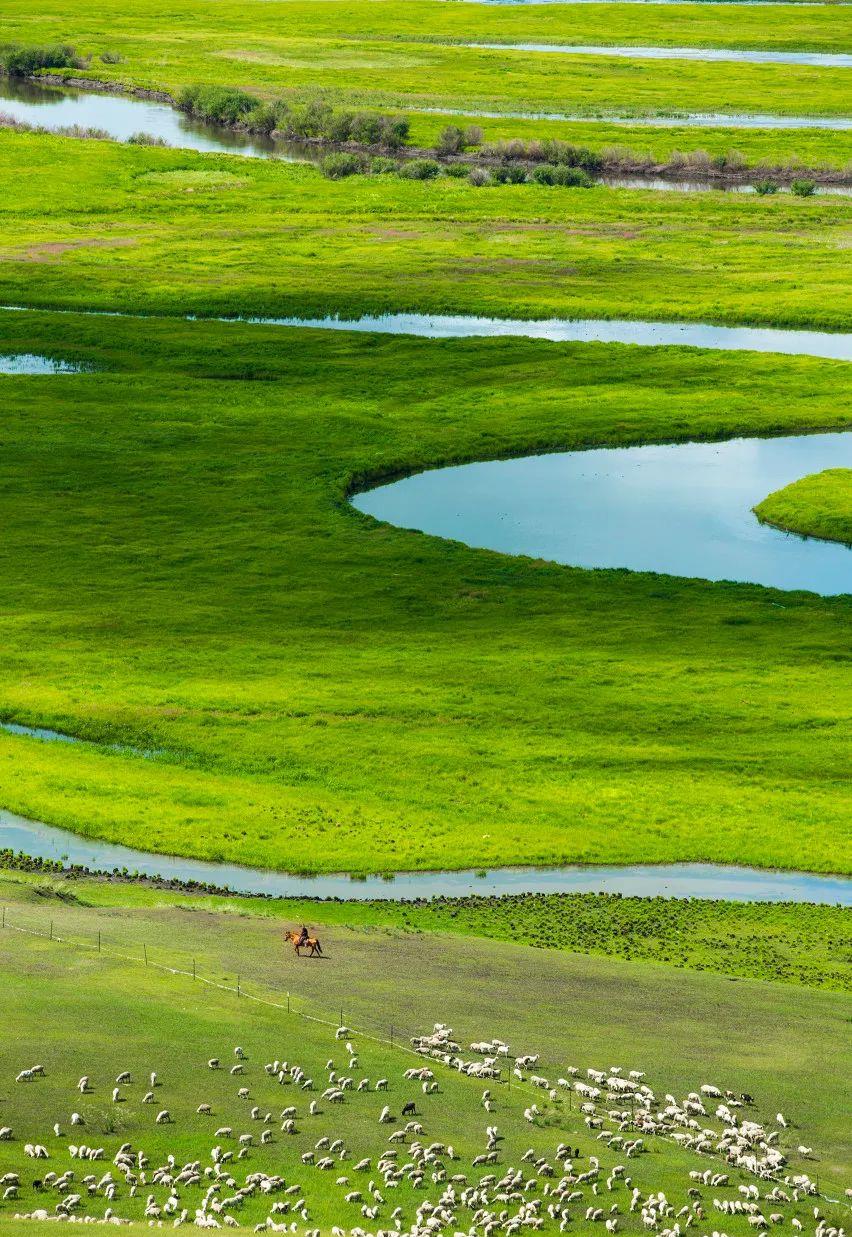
xmin=354 ymin=432 xmax=852 ymax=594
xmin=0 ymin=353 xmax=83 ymax=373
xmin=423 ymin=105 xmax=852 ymax=128
xmin=464 ymin=43 xmax=852 ymax=67
xmin=1 ymin=810 xmax=848 ymax=903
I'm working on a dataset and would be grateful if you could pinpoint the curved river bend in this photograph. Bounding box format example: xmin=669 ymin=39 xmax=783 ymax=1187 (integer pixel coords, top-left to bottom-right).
xmin=354 ymin=432 xmax=852 ymax=594
xmin=1 ymin=811 xmax=849 ymax=904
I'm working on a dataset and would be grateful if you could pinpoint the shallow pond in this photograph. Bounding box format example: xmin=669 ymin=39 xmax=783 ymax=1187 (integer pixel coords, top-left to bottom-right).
xmin=354 ymin=432 xmax=852 ymax=594
xmin=0 ymin=353 xmax=82 ymax=373
xmin=0 ymin=78 xmax=317 ymax=161
xmin=464 ymin=42 xmax=852 ymax=66
xmin=1 ymin=810 xmax=848 ymax=903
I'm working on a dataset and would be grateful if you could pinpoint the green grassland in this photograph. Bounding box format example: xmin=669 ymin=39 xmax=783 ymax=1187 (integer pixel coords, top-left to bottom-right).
xmin=755 ymin=469 xmax=852 ymax=545
xmin=4 ymin=0 xmax=852 ymax=192
xmin=1 ymin=133 xmax=851 ymax=329
xmin=0 ymin=308 xmax=849 ymax=874
xmin=4 ymin=0 xmax=852 ymax=129
xmin=2 ymin=868 xmax=850 ymax=992
xmin=0 ymin=885 xmax=849 ymax=1211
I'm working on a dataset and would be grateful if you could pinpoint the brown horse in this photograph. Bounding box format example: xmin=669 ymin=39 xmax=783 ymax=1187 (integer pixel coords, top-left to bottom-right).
xmin=285 ymin=930 xmax=323 ymax=958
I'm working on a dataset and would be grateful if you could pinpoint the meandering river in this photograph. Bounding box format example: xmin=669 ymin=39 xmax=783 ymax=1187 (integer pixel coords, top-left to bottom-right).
xmin=463 ymin=43 xmax=852 ymax=66
xmin=1 ymin=810 xmax=848 ymax=904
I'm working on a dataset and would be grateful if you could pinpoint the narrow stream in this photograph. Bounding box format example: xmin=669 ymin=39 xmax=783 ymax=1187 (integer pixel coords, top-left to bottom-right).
xmin=423 ymin=105 xmax=852 ymax=128
xmin=1 ymin=810 xmax=848 ymax=903
xmin=463 ymin=43 xmax=852 ymax=66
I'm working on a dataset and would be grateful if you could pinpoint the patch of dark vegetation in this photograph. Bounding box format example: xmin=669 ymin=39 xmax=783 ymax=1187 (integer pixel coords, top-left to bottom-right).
xmin=0 ymin=42 xmax=80 ymax=77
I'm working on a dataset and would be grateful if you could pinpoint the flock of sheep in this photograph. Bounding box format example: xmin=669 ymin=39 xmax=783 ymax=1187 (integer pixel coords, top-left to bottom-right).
xmin=2 ymin=1022 xmax=849 ymax=1237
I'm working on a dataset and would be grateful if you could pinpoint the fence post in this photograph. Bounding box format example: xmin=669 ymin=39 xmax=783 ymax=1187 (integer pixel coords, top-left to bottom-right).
xmin=144 ymin=944 xmax=148 ymax=966
xmin=192 ymin=958 xmax=196 ymax=980
xmin=287 ymin=991 xmax=290 ymax=1014
xmin=97 ymin=931 xmax=101 ymax=953
xmin=237 ymin=974 xmax=241 ymax=998
xmin=390 ymin=1024 xmax=394 ymax=1047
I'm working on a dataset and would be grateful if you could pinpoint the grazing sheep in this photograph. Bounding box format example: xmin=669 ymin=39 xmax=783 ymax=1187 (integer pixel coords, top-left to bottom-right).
xmin=155 ymin=1110 xmax=171 ymax=1124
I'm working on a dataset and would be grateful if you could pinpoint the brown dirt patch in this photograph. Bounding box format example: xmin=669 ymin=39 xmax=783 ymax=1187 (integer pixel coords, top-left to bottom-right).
xmin=6 ymin=237 xmax=137 ymax=263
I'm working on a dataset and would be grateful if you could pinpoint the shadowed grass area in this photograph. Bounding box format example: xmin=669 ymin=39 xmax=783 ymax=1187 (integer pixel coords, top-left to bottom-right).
xmin=755 ymin=468 xmax=852 ymax=544
xmin=0 ymin=310 xmax=848 ymax=874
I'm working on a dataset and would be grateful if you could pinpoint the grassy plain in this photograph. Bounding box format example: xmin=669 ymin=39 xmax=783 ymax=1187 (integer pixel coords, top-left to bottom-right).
xmin=755 ymin=469 xmax=852 ymax=545
xmin=0 ymin=307 xmax=849 ymax=874
xmin=1 ymin=132 xmax=851 ymax=328
xmin=1 ymin=868 xmax=850 ymax=992
xmin=5 ymin=0 xmax=852 ymax=126
xmin=0 ymin=887 xmax=850 ymax=1195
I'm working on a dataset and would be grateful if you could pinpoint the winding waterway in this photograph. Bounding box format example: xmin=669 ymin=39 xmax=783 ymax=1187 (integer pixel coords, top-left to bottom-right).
xmin=463 ymin=43 xmax=852 ymax=66
xmin=1 ymin=810 xmax=848 ymax=903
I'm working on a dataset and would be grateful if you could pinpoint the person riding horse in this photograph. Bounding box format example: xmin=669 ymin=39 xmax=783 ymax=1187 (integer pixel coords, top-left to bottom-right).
xmin=297 ymin=926 xmax=309 ymax=948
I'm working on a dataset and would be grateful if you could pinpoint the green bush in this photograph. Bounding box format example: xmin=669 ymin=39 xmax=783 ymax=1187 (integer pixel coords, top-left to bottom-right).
xmin=531 ymin=163 xmax=557 ymax=186
xmin=443 ymin=163 xmax=471 ymax=179
xmin=0 ymin=43 xmax=77 ymax=77
xmin=754 ymin=179 xmax=780 ymax=196
xmin=178 ymin=84 xmax=260 ymax=126
xmin=468 ymin=167 xmax=491 ymax=186
xmin=99 ymin=50 xmax=123 ymax=65
xmin=126 ymin=131 xmax=167 ymax=146
xmin=399 ymin=158 xmax=441 ymax=181
xmin=553 ymin=165 xmax=595 ymax=188
xmin=791 ymin=179 xmax=816 ymax=197
xmin=320 ymin=152 xmax=369 ymax=179
xmin=436 ymin=125 xmax=465 ymax=156
xmin=492 ymin=162 xmax=527 ymax=185
xmin=370 ymin=156 xmax=399 ymax=174
xmin=463 ymin=124 xmax=483 ymax=148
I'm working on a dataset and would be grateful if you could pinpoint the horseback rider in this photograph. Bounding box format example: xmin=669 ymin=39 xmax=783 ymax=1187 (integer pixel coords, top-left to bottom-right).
xmin=297 ymin=925 xmax=309 ymax=947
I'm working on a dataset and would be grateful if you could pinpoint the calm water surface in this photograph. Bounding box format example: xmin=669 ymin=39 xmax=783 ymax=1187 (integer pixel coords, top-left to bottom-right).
xmin=0 ymin=79 xmax=317 ymax=161
xmin=0 ymin=353 xmax=82 ymax=373
xmin=354 ymin=433 xmax=852 ymax=594
xmin=423 ymin=105 xmax=852 ymax=128
xmin=464 ymin=42 xmax=852 ymax=66
xmin=0 ymin=811 xmax=848 ymax=903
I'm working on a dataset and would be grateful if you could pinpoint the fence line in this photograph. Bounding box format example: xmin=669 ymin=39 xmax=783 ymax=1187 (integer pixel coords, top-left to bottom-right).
xmin=1 ymin=905 xmax=848 ymax=1212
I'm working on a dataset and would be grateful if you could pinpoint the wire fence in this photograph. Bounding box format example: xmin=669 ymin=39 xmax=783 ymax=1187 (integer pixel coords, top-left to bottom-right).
xmin=1 ymin=900 xmax=849 ymax=1211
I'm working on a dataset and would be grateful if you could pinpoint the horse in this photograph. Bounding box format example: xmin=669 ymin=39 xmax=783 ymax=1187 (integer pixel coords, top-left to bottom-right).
xmin=285 ymin=930 xmax=323 ymax=957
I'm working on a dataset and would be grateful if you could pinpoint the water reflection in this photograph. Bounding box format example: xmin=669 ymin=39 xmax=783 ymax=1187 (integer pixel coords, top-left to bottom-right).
xmin=354 ymin=432 xmax=852 ymax=594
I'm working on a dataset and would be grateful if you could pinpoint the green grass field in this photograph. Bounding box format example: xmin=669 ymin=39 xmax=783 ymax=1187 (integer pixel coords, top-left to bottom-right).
xmin=0 ymin=309 xmax=849 ymax=874
xmin=0 ymin=884 xmax=849 ymax=1228
xmin=5 ymin=0 xmax=852 ymax=125
xmin=755 ymin=469 xmax=852 ymax=545
xmin=2 ymin=867 xmax=850 ymax=992
xmin=0 ymin=132 xmax=850 ymax=329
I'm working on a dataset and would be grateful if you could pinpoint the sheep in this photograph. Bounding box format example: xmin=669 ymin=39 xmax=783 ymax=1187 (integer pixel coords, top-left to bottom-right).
xmin=71 ymin=1113 xmax=84 ymax=1126
xmin=208 ymin=1059 xmax=220 ymax=1070
xmin=198 ymin=1104 xmax=213 ymax=1115
xmin=376 ymin=1079 xmax=388 ymax=1091
xmin=155 ymin=1110 xmax=171 ymax=1124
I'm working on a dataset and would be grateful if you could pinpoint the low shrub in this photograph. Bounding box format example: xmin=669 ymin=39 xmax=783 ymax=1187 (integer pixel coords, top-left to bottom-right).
xmin=492 ymin=161 xmax=527 ymax=185
xmin=463 ymin=124 xmax=483 ymax=148
xmin=531 ymin=163 xmax=557 ymax=185
xmin=754 ymin=179 xmax=780 ymax=196
xmin=178 ymin=84 xmax=259 ymax=126
xmin=436 ymin=124 xmax=465 ymax=156
xmin=467 ymin=167 xmax=491 ymax=186
xmin=399 ymin=158 xmax=441 ymax=180
xmin=0 ymin=42 xmax=77 ymax=77
xmin=443 ymin=162 xmax=471 ymax=179
xmin=126 ymin=131 xmax=167 ymax=146
xmin=370 ymin=156 xmax=399 ymax=174
xmin=791 ymin=179 xmax=816 ymax=197
xmin=552 ymin=165 xmax=595 ymax=188
xmin=320 ymin=152 xmax=369 ymax=179
xmin=99 ymin=50 xmax=123 ymax=65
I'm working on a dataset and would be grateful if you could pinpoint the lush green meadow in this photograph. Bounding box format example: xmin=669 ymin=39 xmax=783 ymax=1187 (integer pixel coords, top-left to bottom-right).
xmin=0 ymin=307 xmax=848 ymax=873
xmin=755 ymin=469 xmax=852 ymax=545
xmin=2 ymin=867 xmax=850 ymax=992
xmin=1 ymin=132 xmax=851 ymax=328
xmin=0 ymin=884 xmax=849 ymax=1203
xmin=4 ymin=0 xmax=852 ymax=127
